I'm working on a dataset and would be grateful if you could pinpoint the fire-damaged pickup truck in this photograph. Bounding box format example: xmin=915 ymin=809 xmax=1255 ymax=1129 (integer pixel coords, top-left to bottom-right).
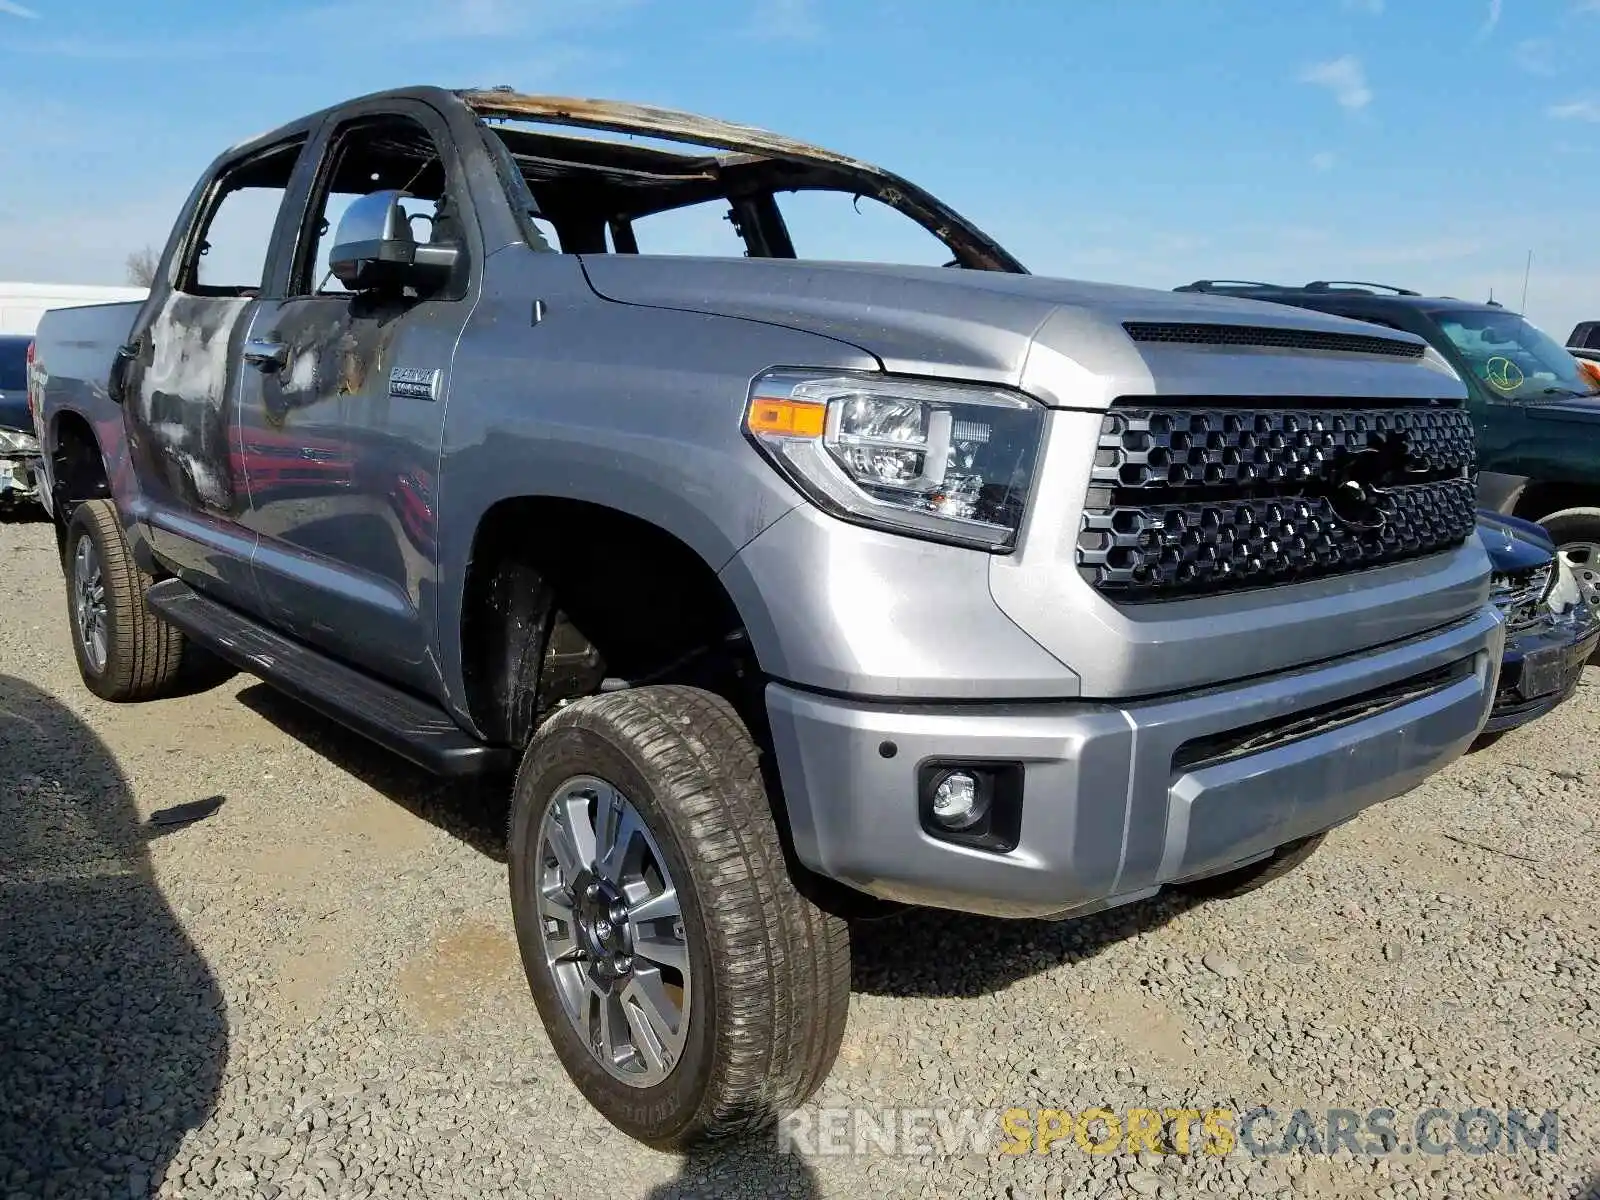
xmin=31 ymin=86 xmax=1503 ymax=1147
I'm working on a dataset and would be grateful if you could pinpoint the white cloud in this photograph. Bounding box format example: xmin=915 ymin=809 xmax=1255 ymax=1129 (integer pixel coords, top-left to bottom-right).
xmin=1300 ymin=56 xmax=1372 ymax=110
xmin=0 ymin=0 xmax=39 ymax=17
xmin=1550 ymin=98 xmax=1600 ymax=121
xmin=1515 ymin=38 xmax=1560 ymax=75
xmin=1477 ymin=0 xmax=1503 ymax=39
xmin=744 ymin=0 xmax=821 ymax=41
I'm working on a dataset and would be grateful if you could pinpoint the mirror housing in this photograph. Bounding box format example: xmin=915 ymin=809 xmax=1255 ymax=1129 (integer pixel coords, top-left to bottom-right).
xmin=328 ymin=188 xmax=459 ymax=293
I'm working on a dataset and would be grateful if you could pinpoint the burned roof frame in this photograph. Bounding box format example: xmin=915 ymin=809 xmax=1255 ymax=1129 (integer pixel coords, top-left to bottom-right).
xmin=456 ymin=87 xmax=1026 ymax=272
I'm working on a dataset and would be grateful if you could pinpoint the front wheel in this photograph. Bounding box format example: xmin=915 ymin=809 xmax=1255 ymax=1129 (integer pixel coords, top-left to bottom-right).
xmin=508 ymin=685 xmax=851 ymax=1149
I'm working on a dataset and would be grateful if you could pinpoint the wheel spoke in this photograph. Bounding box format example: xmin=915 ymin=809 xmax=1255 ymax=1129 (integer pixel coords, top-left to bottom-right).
xmin=596 ymin=805 xmax=642 ymax=885
xmin=545 ymin=793 xmax=597 ymax=881
xmin=625 ymin=970 xmax=684 ymax=1046
xmin=539 ymin=882 xmax=575 ymax=922
xmin=621 ymin=975 xmax=678 ymax=1076
xmin=591 ymin=982 xmax=626 ymax=1070
xmin=627 ymin=884 xmax=679 ymax=926
xmin=634 ymin=933 xmax=688 ymax=975
xmin=592 ymin=783 xmax=623 ymax=860
xmin=545 ymin=930 xmax=582 ymax=964
xmin=563 ymin=791 xmax=601 ymax=869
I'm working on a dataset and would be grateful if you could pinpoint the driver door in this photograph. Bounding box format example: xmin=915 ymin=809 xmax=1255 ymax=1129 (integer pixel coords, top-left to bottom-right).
xmin=234 ymin=103 xmax=477 ymax=696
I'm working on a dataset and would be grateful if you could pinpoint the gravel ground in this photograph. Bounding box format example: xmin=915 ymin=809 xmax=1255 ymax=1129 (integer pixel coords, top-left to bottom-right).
xmin=2 ymin=513 xmax=1598 ymax=1200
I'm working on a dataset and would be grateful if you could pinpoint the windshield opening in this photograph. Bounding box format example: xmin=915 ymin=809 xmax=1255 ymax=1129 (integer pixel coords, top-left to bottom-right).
xmin=1429 ymin=308 xmax=1599 ymax=400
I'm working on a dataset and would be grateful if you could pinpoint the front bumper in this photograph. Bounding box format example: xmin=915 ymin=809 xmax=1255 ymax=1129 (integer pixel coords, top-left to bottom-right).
xmin=766 ymin=607 xmax=1502 ymax=919
xmin=1483 ymin=610 xmax=1598 ymax=735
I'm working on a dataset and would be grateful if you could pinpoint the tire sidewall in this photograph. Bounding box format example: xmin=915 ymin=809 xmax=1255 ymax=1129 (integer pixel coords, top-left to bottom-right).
xmin=509 ymin=720 xmax=718 ymax=1146
xmin=1540 ymin=510 xmax=1600 ymax=571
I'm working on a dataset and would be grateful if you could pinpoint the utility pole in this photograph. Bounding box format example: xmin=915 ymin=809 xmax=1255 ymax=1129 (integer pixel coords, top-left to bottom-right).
xmin=1520 ymin=250 xmax=1533 ymax=313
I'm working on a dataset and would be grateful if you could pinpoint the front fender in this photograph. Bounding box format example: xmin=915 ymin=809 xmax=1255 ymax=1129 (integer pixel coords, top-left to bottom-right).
xmin=434 ymin=270 xmax=876 ymax=731
xmin=1477 ymin=470 xmax=1529 ymax=516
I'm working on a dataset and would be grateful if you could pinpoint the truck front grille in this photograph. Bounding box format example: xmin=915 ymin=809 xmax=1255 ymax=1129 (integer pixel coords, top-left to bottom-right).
xmin=1077 ymin=400 xmax=1477 ymax=599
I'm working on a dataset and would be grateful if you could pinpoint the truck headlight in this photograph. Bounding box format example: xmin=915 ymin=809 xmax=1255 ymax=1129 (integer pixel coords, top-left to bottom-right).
xmin=744 ymin=371 xmax=1044 ymax=551
xmin=0 ymin=428 xmax=39 ymax=455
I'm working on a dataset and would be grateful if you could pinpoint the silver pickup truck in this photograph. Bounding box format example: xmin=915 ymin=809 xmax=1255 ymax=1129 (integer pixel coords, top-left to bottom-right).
xmin=31 ymin=86 xmax=1503 ymax=1148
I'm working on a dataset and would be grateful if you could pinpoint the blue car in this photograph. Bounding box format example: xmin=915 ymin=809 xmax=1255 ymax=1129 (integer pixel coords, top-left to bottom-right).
xmin=1477 ymin=509 xmax=1598 ymax=736
xmin=0 ymin=333 xmax=43 ymax=512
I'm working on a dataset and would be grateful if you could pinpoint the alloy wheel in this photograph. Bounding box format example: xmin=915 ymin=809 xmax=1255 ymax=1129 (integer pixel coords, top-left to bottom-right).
xmin=72 ymin=534 xmax=108 ymax=674
xmin=535 ymin=775 xmax=690 ymax=1088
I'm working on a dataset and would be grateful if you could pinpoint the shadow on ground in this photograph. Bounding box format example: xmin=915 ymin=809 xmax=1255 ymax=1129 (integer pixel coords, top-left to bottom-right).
xmin=234 ymin=682 xmax=513 ymax=862
xmin=849 ymin=890 xmax=1204 ymax=999
xmin=645 ymin=1137 xmax=821 ymax=1200
xmin=0 ymin=673 xmax=227 ymax=1197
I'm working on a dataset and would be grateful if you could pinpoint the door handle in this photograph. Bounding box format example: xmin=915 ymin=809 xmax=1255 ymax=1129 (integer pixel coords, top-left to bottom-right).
xmin=243 ymin=338 xmax=288 ymax=371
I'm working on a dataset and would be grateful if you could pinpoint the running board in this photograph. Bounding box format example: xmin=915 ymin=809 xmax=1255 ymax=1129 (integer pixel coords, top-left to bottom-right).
xmin=147 ymin=579 xmax=516 ymax=778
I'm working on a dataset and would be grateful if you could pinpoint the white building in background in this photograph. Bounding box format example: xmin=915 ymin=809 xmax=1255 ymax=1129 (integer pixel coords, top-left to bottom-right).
xmin=0 ymin=282 xmax=148 ymax=336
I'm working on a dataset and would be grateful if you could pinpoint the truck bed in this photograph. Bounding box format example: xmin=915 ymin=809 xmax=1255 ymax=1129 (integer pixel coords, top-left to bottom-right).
xmin=34 ymin=299 xmax=142 ymax=413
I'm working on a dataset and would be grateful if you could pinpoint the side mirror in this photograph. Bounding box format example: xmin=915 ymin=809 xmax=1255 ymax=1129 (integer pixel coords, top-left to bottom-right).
xmin=328 ymin=188 xmax=458 ymax=293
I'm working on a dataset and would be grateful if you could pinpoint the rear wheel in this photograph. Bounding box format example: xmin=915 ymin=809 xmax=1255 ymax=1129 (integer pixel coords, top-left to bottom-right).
xmin=1176 ymin=833 xmax=1327 ymax=901
xmin=63 ymin=500 xmax=186 ymax=702
xmin=508 ymin=685 xmax=850 ymax=1149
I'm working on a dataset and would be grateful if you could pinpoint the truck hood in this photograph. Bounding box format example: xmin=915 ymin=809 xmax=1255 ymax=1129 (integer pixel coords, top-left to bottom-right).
xmin=578 ymin=255 xmax=1458 ymax=407
xmin=1521 ymin=392 xmax=1600 ymax=427
xmin=1475 ymin=509 xmax=1556 ymax=571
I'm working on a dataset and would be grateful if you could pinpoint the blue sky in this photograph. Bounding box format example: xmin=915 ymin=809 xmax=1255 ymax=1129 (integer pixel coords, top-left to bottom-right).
xmin=5 ymin=0 xmax=1600 ymax=338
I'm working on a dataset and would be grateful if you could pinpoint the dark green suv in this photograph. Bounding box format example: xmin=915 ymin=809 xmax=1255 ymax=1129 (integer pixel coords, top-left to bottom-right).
xmin=1175 ymin=280 xmax=1600 ymax=608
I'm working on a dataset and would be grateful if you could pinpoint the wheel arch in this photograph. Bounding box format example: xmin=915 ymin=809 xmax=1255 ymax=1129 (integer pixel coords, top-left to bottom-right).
xmin=1510 ymin=479 xmax=1600 ymax=525
xmin=450 ymin=494 xmax=764 ymax=750
xmin=48 ymin=409 xmax=111 ymax=503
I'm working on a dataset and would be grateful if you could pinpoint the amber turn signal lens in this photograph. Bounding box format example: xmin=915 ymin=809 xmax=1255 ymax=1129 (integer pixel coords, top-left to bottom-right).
xmin=746 ymin=397 xmax=825 ymax=438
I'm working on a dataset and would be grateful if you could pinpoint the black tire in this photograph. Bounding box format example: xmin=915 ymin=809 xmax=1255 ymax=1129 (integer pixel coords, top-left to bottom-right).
xmin=63 ymin=500 xmax=186 ymax=702
xmin=508 ymin=685 xmax=850 ymax=1149
xmin=1176 ymin=832 xmax=1326 ymax=901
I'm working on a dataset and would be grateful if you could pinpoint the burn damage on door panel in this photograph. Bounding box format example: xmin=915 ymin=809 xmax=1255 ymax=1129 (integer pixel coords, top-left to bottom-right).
xmin=131 ymin=295 xmax=252 ymax=515
xmin=260 ymin=299 xmax=406 ymax=428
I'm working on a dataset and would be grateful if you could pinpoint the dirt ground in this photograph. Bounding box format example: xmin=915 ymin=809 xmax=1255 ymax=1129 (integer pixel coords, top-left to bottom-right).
xmin=2 ymin=514 xmax=1597 ymax=1200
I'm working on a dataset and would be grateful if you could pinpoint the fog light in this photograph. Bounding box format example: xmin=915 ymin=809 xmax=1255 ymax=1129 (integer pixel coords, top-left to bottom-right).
xmin=930 ymin=770 xmax=984 ymax=829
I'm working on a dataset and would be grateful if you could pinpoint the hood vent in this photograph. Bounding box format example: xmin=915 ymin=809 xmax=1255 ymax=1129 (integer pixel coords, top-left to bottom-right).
xmin=1124 ymin=321 xmax=1425 ymax=360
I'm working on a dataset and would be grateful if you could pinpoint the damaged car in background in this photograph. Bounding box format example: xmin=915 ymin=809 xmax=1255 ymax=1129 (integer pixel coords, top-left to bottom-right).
xmin=1477 ymin=510 xmax=1597 ymax=737
xmin=0 ymin=334 xmax=44 ymax=513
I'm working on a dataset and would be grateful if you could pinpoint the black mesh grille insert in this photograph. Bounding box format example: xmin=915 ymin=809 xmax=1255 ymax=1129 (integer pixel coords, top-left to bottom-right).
xmin=1124 ymin=322 xmax=1425 ymax=359
xmin=1078 ymin=400 xmax=1477 ymax=599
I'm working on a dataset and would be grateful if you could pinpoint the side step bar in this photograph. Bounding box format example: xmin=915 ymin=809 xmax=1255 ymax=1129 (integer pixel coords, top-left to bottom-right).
xmin=147 ymin=579 xmax=516 ymax=778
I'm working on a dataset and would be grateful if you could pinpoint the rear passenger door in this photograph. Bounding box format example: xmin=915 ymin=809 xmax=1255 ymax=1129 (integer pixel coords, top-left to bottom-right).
xmin=233 ymin=103 xmax=477 ymax=696
xmin=123 ymin=136 xmax=307 ymax=616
